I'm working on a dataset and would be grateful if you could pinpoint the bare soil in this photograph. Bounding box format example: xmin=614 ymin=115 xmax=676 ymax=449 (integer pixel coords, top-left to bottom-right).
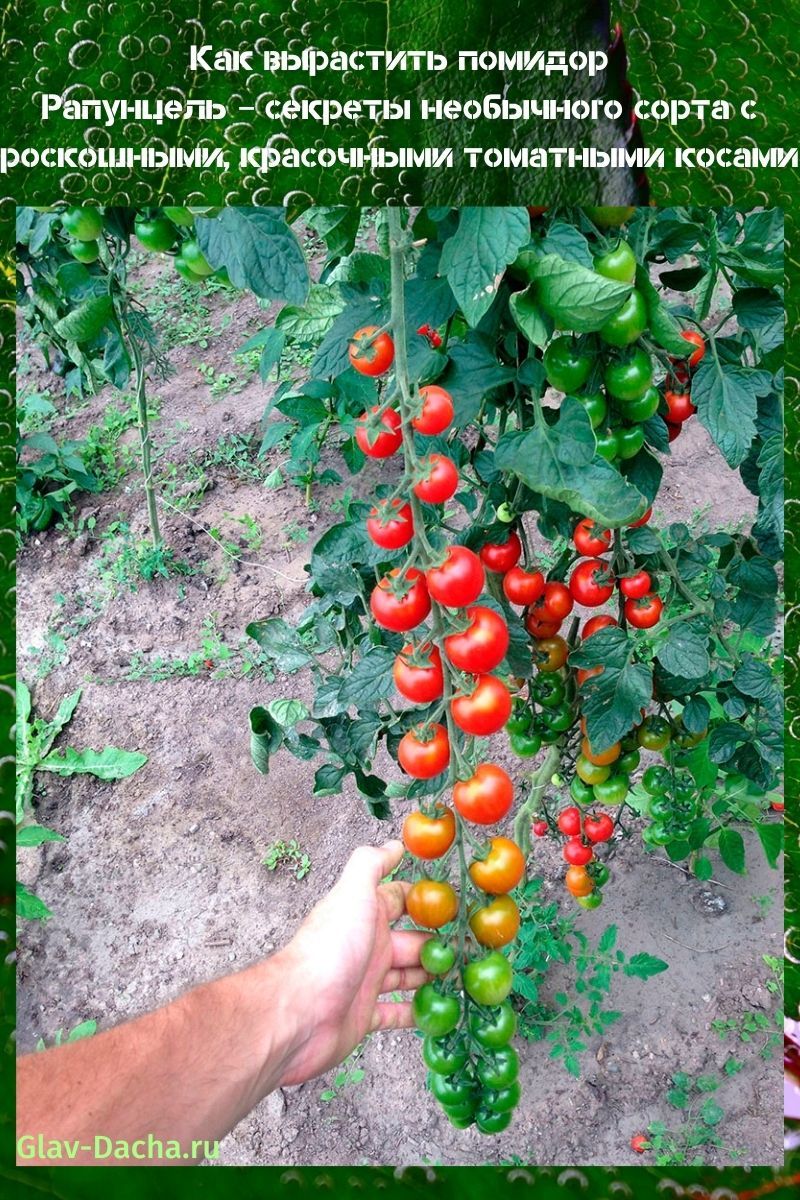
xmin=16 ymin=254 xmax=783 ymax=1168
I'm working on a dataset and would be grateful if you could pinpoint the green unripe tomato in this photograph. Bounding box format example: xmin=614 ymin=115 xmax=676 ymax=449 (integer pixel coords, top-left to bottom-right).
xmin=430 ymin=1070 xmax=477 ymax=1107
xmin=642 ymin=764 xmax=670 ymax=794
xmin=468 ymin=1001 xmax=517 ymax=1049
xmin=482 ymin=1080 xmax=521 ymax=1113
xmin=617 ymin=749 xmax=641 ymax=774
xmin=575 ymin=391 xmax=607 ymax=429
xmin=179 ymin=238 xmax=215 ymax=277
xmin=510 ymin=730 xmax=542 ymax=758
xmin=476 ymin=1107 xmax=513 ymax=1134
xmin=134 ymin=216 xmax=177 ymax=253
xmin=412 ymin=985 xmax=460 ymax=1037
xmin=595 ymin=430 xmax=618 ymax=462
xmin=575 ymin=891 xmax=604 ymax=909
xmin=594 ymin=239 xmax=637 ymax=284
xmin=543 ymin=336 xmax=593 ymax=393
xmin=443 ymin=1107 xmax=476 ymax=1128
xmin=604 ymin=348 xmax=654 ymax=403
xmin=420 ymin=938 xmax=456 ymax=976
xmin=619 ymin=385 xmax=660 ymax=423
xmin=540 ymin=703 xmax=574 ymax=734
xmin=592 ymin=773 xmax=630 ymax=806
xmin=61 ymin=205 xmax=103 ymax=240
xmin=599 ymin=290 xmax=648 ymax=348
xmin=476 ymin=1046 xmax=519 ymax=1090
xmin=570 ymin=776 xmax=595 ymax=806
xmin=615 ymin=424 xmax=645 ymax=460
xmin=175 ymin=257 xmax=205 ymax=283
xmin=496 ymin=502 xmax=514 ymax=523
xmin=67 ymin=239 xmax=100 ymax=263
xmin=585 ymin=205 xmax=637 ymax=228
xmin=423 ymin=1035 xmax=469 ymax=1075
xmin=463 ymin=952 xmax=513 ymax=1006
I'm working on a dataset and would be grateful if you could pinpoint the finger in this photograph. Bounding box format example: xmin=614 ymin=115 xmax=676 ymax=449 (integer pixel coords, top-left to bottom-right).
xmin=390 ymin=928 xmax=429 ymax=968
xmin=380 ymin=967 xmax=429 ymax=994
xmin=339 ymin=840 xmax=405 ymax=893
xmin=378 ymin=878 xmax=411 ymax=923
xmin=370 ymin=1001 xmax=414 ymax=1032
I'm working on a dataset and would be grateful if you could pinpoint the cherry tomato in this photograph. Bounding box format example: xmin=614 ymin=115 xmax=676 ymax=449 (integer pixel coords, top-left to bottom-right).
xmin=482 ymin=1081 xmax=521 ymax=1114
xmin=625 ymin=592 xmax=663 ymax=629
xmin=575 ymin=891 xmax=604 ymax=909
xmin=348 ymin=325 xmax=395 ymax=376
xmin=420 ymin=939 xmax=457 ymax=977
xmin=581 ymin=737 xmax=620 ymax=767
xmin=556 ymin=806 xmax=582 ymax=837
xmin=134 ymin=216 xmax=176 ymax=252
xmin=574 ymin=518 xmax=611 ymax=557
xmin=67 ymin=239 xmax=100 ymax=263
xmin=619 ymin=570 xmax=651 ymax=600
xmin=61 ymin=205 xmax=103 ymax=240
xmin=563 ymin=838 xmax=594 ymax=866
xmin=412 ymin=984 xmax=460 ymax=1035
xmin=570 ymin=559 xmax=615 ymax=607
xmin=532 ymin=820 xmax=549 ymax=838
xmin=422 ymin=1033 xmax=467 ymax=1073
xmin=463 ymin=951 xmax=513 ymax=1006
xmin=470 ymin=895 xmax=520 ymax=948
xmin=525 ymin=610 xmax=561 ymax=639
xmin=631 ymin=1134 xmax=650 ymax=1154
xmin=577 ymin=391 xmax=607 ymax=428
xmin=541 ymin=581 xmax=574 ymax=621
xmin=576 ymin=755 xmax=611 ymax=786
xmin=665 ymin=390 xmax=696 ymax=423
xmin=179 ymin=239 xmax=214 ymax=277
xmin=403 ymin=806 xmax=456 ymax=859
xmin=393 ymin=643 xmax=444 ymax=703
xmin=398 ymin=723 xmax=450 ymax=779
xmin=618 ymin=748 xmax=641 ymax=774
xmin=496 ymin=502 xmax=514 ymax=523
xmin=565 ymin=865 xmax=594 ymax=897
xmin=407 ymin=880 xmax=459 ymax=929
xmin=638 ymin=716 xmax=672 ymax=751
xmin=370 ymin=568 xmax=430 ymax=632
xmin=417 ymin=324 xmax=443 ymax=349
xmin=175 ymin=257 xmax=204 ymax=283
xmin=426 ymin=545 xmax=485 ymax=608
xmin=582 ymin=615 xmax=618 ymax=639
xmin=506 ymin=700 xmax=533 ymax=735
xmin=543 ymin=337 xmax=593 ymax=392
xmin=413 ymin=453 xmax=459 ymax=504
xmin=355 ymin=407 xmax=403 ymax=458
xmin=431 ymin=1072 xmax=476 ymax=1106
xmin=366 ymin=499 xmax=413 ymax=548
xmin=680 ymin=330 xmax=706 ymax=368
xmin=586 ymin=206 xmax=636 ymax=228
xmin=593 ymin=773 xmax=630 ymax=806
xmin=584 ymin=813 xmax=615 ymax=843
xmin=469 ymin=837 xmax=525 ymax=894
xmin=619 ymin=385 xmax=660 ymax=423
xmin=479 ymin=531 xmax=522 ymax=574
xmin=604 ymin=348 xmax=653 ymax=403
xmin=476 ymin=1045 xmax=519 ymax=1089
xmin=453 ymin=763 xmax=514 ymax=824
xmin=531 ymin=672 xmax=566 ymax=707
xmin=540 ymin=703 xmax=574 ymax=735
xmin=412 ymin=385 xmax=454 ymax=435
xmin=629 ymin=506 xmax=652 ymax=528
xmin=577 ymin=665 xmax=604 ymax=687
xmin=570 ymin=776 xmax=595 ymax=806
xmin=533 ymin=635 xmax=569 ymax=674
xmin=595 ymin=430 xmax=618 ymax=462
xmin=503 ymin=566 xmax=545 ymax=606
xmin=771 ymin=799 xmax=785 ymax=813
xmin=451 ymin=674 xmax=512 ymax=736
xmin=444 ymin=606 xmax=509 ymax=674
xmin=599 ymin=289 xmax=647 ymax=347
xmin=468 ymin=1001 xmax=516 ymax=1048
xmin=615 ymin=424 xmax=645 ymax=460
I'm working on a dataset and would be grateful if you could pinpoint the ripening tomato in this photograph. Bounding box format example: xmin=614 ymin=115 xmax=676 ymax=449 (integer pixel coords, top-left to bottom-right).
xmin=533 ymin=635 xmax=569 ymax=673
xmin=370 ymin=568 xmax=431 ymax=632
xmin=629 ymin=506 xmax=652 ymax=529
xmin=570 ymin=558 xmax=615 ymax=607
xmin=576 ymin=755 xmax=611 ymax=786
xmin=637 ymin=716 xmax=672 ymax=751
xmin=444 ymin=606 xmax=509 ymax=674
xmin=541 ymin=581 xmax=574 ymax=621
xmin=619 ymin=570 xmax=651 ymax=599
xmin=470 ymin=895 xmax=520 ymax=948
xmin=504 ymin=566 xmax=545 ymax=606
xmin=403 ymin=806 xmax=456 ymax=859
xmin=665 ymin=389 xmax=696 ymax=423
xmin=576 ymin=665 xmax=603 ymax=687
xmin=348 ymin=325 xmax=395 ymax=376
xmin=525 ymin=607 xmax=562 ymax=639
xmin=412 ymin=385 xmax=454 ymax=435
xmin=625 ymin=592 xmax=663 ymax=629
xmin=355 ymin=407 xmax=403 ymax=458
xmin=574 ymin=518 xmax=611 ymax=557
xmin=469 ymin=837 xmax=525 ymax=894
xmin=407 ymin=880 xmax=459 ymax=929
xmin=426 ymin=545 xmax=485 ymax=608
xmin=398 ymin=723 xmax=450 ymax=779
xmin=413 ymin=454 xmax=459 ymax=504
xmin=451 ymin=674 xmax=511 ymax=736
xmin=584 ymin=813 xmax=615 ymax=843
xmin=479 ymin=532 xmax=522 ymax=574
xmin=563 ymin=838 xmax=594 ymax=867
xmin=582 ymin=615 xmax=618 ymax=639
xmin=556 ymin=806 xmax=582 ymax=837
xmin=565 ymin=865 xmax=594 ymax=897
xmin=581 ymin=737 xmax=620 ymax=767
xmin=366 ymin=499 xmax=413 ymax=548
xmin=532 ymin=820 xmax=548 ymax=838
xmin=393 ymin=643 xmax=444 ymax=703
xmin=680 ymin=330 xmax=706 ymax=368
xmin=453 ymin=763 xmax=514 ymax=824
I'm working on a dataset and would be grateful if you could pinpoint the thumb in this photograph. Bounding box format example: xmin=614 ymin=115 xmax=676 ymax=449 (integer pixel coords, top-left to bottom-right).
xmin=338 ymin=840 xmax=405 ymax=893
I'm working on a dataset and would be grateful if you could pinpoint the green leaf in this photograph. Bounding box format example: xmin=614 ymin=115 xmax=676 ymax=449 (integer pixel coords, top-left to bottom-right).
xmin=700 ymin=1098 xmax=725 ymax=1127
xmin=195 ymin=209 xmax=309 ymax=303
xmin=733 ymin=289 xmax=785 ymax=353
xmin=17 ymin=824 xmax=65 ymax=847
xmin=624 ymin=954 xmax=669 ymax=980
xmin=268 ymin=699 xmax=309 ymax=728
xmin=719 ymin=829 xmax=746 ymax=875
xmin=38 ymin=746 xmax=147 ymax=780
xmin=755 ymin=822 xmax=783 ymax=869
xmin=693 ymin=856 xmax=714 ymax=881
xmin=509 ymin=286 xmax=553 ymax=348
xmin=276 ymin=284 xmax=347 ymax=343
xmin=53 ymin=295 xmax=114 ymax=345
xmin=16 ymin=882 xmax=52 ymax=922
xmin=598 ymin=925 xmax=618 ymax=953
xmin=656 ymin=624 xmax=710 ymax=679
xmin=691 ymin=358 xmax=773 ymax=467
xmin=246 ymin=618 xmax=314 ymax=672
xmin=442 ymin=334 xmax=515 ymax=424
xmin=249 ymin=706 xmax=283 ymax=775
xmin=313 ymin=763 xmax=347 ymax=797
xmin=495 ymin=399 xmax=649 ymax=526
xmin=540 ymin=222 xmax=593 ymax=268
xmin=635 ymin=266 xmax=690 ymax=356
xmin=527 ymin=254 xmax=632 ymax=331
xmin=733 ymin=658 xmax=782 ymax=711
xmin=569 ymin=627 xmax=653 ymax=750
xmin=439 ymin=207 xmax=530 ymax=327
xmin=708 ymin=723 xmax=749 ymax=764
xmin=682 ymin=696 xmax=711 ymax=735
xmin=339 ymin=647 xmax=396 ymax=709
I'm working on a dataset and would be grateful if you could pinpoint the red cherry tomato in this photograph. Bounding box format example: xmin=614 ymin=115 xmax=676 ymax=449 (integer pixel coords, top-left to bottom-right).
xmin=413 ymin=385 xmax=454 ymax=436
xmin=370 ymin=568 xmax=431 ymax=632
xmin=563 ymin=838 xmax=594 ymax=867
xmin=541 ymin=581 xmax=574 ymax=621
xmin=453 ymin=763 xmax=514 ymax=824
xmin=556 ymin=807 xmax=582 ymax=837
xmin=416 ymin=324 xmax=443 ymax=349
xmin=582 ymin=615 xmax=618 ymax=639
xmin=355 ymin=407 xmax=402 ymax=457
xmin=665 ymin=390 xmax=697 ymax=423
xmin=584 ymin=813 xmax=615 ymax=843
xmin=349 ymin=326 xmax=395 ymax=376
xmin=413 ymin=454 xmax=459 ymax=504
xmin=426 ymin=545 xmax=485 ymax=608
xmin=630 ymin=1134 xmax=649 ymax=1155
xmin=628 ymin=506 xmax=652 ymax=528
xmin=619 ymin=570 xmax=652 ymax=600
xmin=624 ymin=592 xmax=663 ymax=629
xmin=570 ymin=558 xmax=615 ymax=607
xmin=771 ymin=799 xmax=785 ymax=812
xmin=532 ymin=820 xmax=548 ymax=837
xmin=503 ymin=566 xmax=545 ymax=606
xmin=451 ymin=674 xmax=512 ymax=737
xmin=525 ymin=610 xmax=562 ymax=638
xmin=444 ymin=606 xmax=510 ymax=674
xmin=366 ymin=499 xmax=413 ymax=549
xmin=393 ymin=643 xmax=444 ymax=703
xmin=680 ymin=329 xmax=706 ymax=368
xmin=398 ymin=723 xmax=450 ymax=779
xmin=573 ymin=518 xmax=611 ymax=557
xmin=479 ymin=531 xmax=522 ymax=574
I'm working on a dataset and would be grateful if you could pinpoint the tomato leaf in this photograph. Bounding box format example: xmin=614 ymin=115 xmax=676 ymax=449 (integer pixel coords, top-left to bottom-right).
xmin=682 ymin=696 xmax=711 ymax=735
xmin=691 ymin=357 xmax=773 ymax=467
xmin=635 ymin=265 xmax=690 ymax=356
xmin=509 ymin=285 xmax=553 ymax=348
xmin=16 ymin=883 xmax=52 ymax=923
xmin=339 ymin=647 xmax=396 ymax=709
xmin=249 ymin=706 xmax=284 ymax=775
xmin=16 ymin=825 xmax=65 ymax=847
xmin=693 ymin=856 xmax=714 ymax=881
xmin=442 ymin=334 xmax=515 ymax=424
xmin=495 ymin=399 xmax=649 ymax=526
xmin=570 ymin=627 xmax=653 ymax=751
xmin=624 ymin=953 xmax=669 ymax=980
xmin=656 ymin=623 xmax=711 ymax=680
xmin=246 ymin=618 xmax=314 ymax=673
xmin=195 ymin=208 xmax=309 ymax=303
xmin=439 ymin=207 xmax=531 ymax=327
xmin=718 ymin=829 xmax=747 ymax=875
xmin=527 ymin=254 xmax=632 ymax=331
xmin=755 ymin=822 xmax=783 ymax=869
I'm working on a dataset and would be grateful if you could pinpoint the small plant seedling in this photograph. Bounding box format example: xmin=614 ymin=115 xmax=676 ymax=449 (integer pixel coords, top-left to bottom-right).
xmin=319 ymin=1042 xmax=366 ymax=1102
xmin=36 ymin=1020 xmax=97 ymax=1051
xmin=262 ymin=839 xmax=312 ymax=881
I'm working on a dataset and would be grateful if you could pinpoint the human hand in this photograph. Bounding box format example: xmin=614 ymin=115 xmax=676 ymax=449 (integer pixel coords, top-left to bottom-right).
xmin=274 ymin=840 xmax=428 ymax=1087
